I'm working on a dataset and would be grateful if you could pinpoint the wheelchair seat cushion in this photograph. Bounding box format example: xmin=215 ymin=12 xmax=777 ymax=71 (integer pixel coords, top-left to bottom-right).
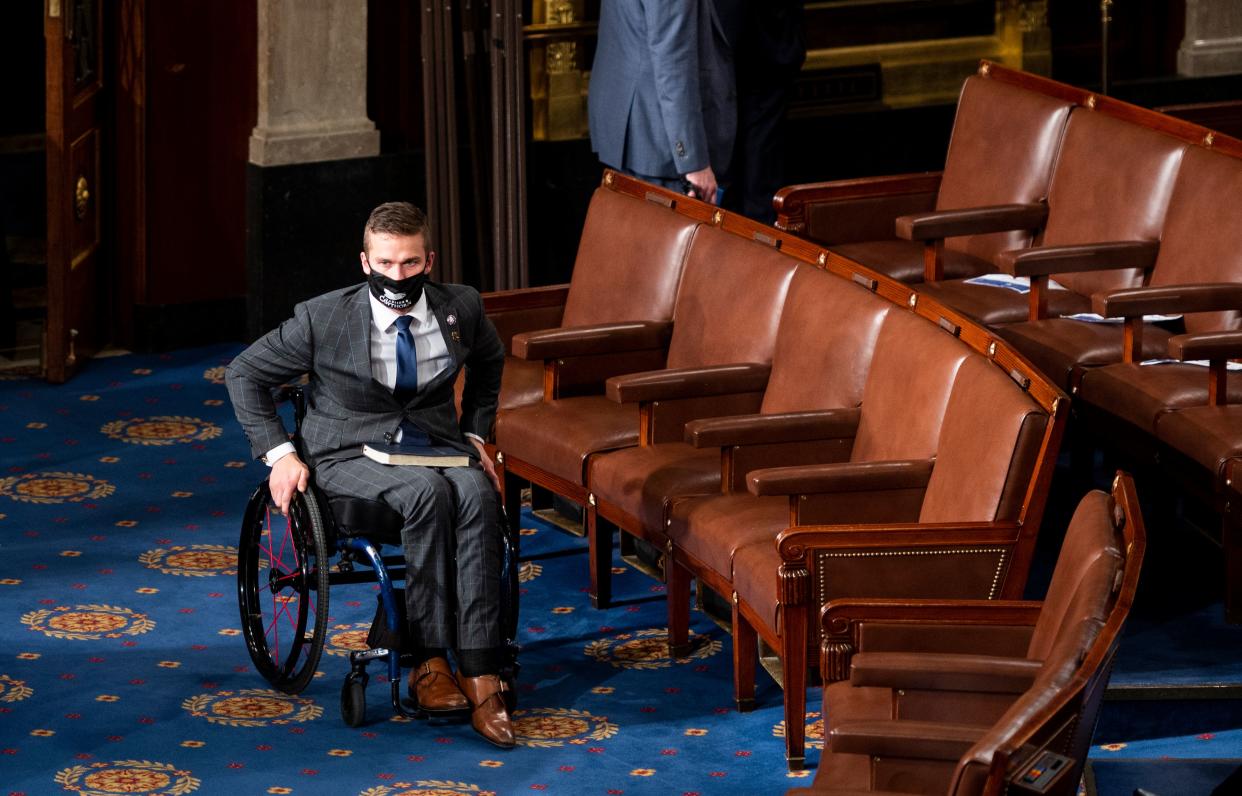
xmin=328 ymin=495 xmax=405 ymax=543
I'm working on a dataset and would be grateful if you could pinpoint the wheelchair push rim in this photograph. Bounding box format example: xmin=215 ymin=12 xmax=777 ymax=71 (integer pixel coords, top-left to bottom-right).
xmin=237 ymin=482 xmax=331 ymax=694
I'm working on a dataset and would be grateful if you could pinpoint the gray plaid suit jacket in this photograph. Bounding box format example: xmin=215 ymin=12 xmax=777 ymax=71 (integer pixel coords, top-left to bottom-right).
xmin=226 ymin=282 xmax=504 ymax=467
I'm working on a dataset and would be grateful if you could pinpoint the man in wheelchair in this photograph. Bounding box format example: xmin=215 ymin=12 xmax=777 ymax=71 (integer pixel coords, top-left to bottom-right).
xmin=226 ymin=202 xmax=513 ymax=748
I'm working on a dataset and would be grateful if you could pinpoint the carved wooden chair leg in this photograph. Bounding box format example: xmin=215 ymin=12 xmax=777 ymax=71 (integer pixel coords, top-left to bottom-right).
xmin=1225 ymin=508 xmax=1242 ymax=624
xmin=732 ymin=596 xmax=757 ymax=712
xmin=500 ymin=461 xmax=524 ymax=532
xmin=587 ymin=505 xmax=613 ymax=609
xmin=666 ymin=558 xmax=693 ymax=657
xmin=781 ymin=603 xmax=809 ymax=771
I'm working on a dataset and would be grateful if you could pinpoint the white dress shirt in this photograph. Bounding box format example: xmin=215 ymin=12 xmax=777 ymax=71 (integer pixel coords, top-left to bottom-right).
xmin=264 ymin=288 xmax=478 ymax=465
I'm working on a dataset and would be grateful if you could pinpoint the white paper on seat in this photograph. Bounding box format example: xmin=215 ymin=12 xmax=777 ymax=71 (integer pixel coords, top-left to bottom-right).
xmin=962 ymin=273 xmax=1068 ymax=293
xmin=1061 ymin=312 xmax=1183 ymax=324
xmin=1139 ymin=358 xmax=1242 ymax=371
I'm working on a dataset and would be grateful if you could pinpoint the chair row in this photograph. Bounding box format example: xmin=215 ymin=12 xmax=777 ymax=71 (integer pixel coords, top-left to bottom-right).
xmin=789 ymin=473 xmax=1144 ymax=796
xmin=479 ymin=170 xmax=1068 ymax=768
xmin=776 ymin=61 xmax=1242 ymax=620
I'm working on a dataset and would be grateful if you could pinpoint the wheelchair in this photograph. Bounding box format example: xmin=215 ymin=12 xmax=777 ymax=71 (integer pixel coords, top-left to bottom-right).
xmin=236 ymin=385 xmax=520 ymax=727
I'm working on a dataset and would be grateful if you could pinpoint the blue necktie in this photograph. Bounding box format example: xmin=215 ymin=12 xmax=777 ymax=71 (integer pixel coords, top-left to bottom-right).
xmin=394 ymin=315 xmax=418 ymax=400
xmin=393 ymin=316 xmax=429 ymax=448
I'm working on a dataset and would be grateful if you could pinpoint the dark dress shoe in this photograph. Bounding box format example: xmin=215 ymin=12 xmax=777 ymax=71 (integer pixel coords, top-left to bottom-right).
xmin=407 ymin=657 xmax=469 ymax=714
xmin=455 ymin=672 xmax=515 ymax=749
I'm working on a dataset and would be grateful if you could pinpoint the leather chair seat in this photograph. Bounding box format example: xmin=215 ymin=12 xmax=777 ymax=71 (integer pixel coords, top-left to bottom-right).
xmin=732 ymin=537 xmax=782 ymax=628
xmin=667 ymin=494 xmax=786 ymax=583
xmin=829 ymin=240 xmax=992 ymax=284
xmin=995 ymin=318 xmax=1174 ymax=391
xmin=498 ymin=356 xmax=544 ymax=412
xmin=588 ymin=443 xmax=720 ymax=532
xmin=916 ymin=280 xmax=1090 ymax=326
xmin=1078 ymin=362 xmax=1242 ymax=433
xmin=495 ymin=396 xmax=638 ymax=485
xmin=1155 ymin=405 xmax=1242 ymax=481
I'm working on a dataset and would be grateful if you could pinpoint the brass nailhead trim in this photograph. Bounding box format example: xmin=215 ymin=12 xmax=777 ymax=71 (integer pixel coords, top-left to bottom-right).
xmin=815 ymin=548 xmax=1009 ymax=604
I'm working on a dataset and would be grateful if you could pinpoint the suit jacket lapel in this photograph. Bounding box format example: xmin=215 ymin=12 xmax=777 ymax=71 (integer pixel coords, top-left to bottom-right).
xmin=418 ymin=290 xmax=463 ymax=401
xmin=346 ymin=288 xmax=399 ymax=407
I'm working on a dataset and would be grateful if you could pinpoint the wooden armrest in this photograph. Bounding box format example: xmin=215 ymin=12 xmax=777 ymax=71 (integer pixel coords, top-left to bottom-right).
xmin=747 ymin=459 xmax=934 ymax=497
xmin=1094 ymin=283 xmax=1242 ymax=319
xmin=774 ymin=172 xmax=943 ymax=209
xmin=684 ymin=408 xmax=861 ymax=448
xmin=605 ymin=363 xmax=770 ymax=403
xmin=481 ymin=283 xmax=570 ymax=313
xmin=997 ymin=240 xmax=1159 ymax=278
xmin=777 ymin=521 xmax=1023 ymax=561
xmin=821 ymin=598 xmax=1044 ymax=632
xmin=849 ymin=651 xmax=1042 ymax=693
xmin=511 ymin=320 xmax=672 ymax=360
xmin=828 ymin=719 xmax=985 ymax=761
xmin=895 ymin=203 xmax=1047 ymax=241
xmin=774 ymin=173 xmax=943 ymax=239
xmin=1170 ymin=330 xmax=1242 ymax=362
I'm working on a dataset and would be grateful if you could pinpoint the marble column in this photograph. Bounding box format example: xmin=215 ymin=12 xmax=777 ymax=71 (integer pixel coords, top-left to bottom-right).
xmin=249 ymin=0 xmax=380 ymax=166
xmin=1179 ymin=0 xmax=1242 ymax=78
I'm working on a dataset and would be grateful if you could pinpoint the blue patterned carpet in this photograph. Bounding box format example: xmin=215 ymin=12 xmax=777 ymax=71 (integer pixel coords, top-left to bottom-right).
xmin=3 ymin=345 xmax=1242 ymax=796
xmin=0 ymin=345 xmax=819 ymax=795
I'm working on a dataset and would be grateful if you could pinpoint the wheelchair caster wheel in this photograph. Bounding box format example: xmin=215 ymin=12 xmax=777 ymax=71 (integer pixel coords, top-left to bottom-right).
xmin=341 ymin=675 xmax=368 ymax=727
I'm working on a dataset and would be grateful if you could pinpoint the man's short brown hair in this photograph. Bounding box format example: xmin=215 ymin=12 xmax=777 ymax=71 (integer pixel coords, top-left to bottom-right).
xmin=363 ymin=202 xmax=432 ymax=251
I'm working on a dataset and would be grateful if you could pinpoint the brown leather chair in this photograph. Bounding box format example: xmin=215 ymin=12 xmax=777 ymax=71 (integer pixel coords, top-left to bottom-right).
xmin=774 ymin=63 xmax=1075 ymax=284
xmin=791 ymin=473 xmax=1143 ymax=796
xmin=495 ymin=223 xmax=803 ymax=552
xmin=917 ymin=107 xmax=1187 ymax=327
xmin=665 ymin=308 xmax=1060 ymax=768
xmin=485 ymin=180 xmax=699 ymax=412
xmin=583 ymin=267 xmax=894 ymax=607
xmin=997 ymin=145 xmax=1242 ymax=392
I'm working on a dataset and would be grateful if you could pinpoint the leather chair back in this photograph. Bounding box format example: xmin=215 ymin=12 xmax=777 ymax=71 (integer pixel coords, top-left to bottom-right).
xmin=937 ymin=76 xmax=1074 ymax=264
xmin=665 ymin=227 xmax=802 ymax=369
xmin=919 ymin=355 xmax=1048 ymax=523
xmin=1043 ymin=110 xmax=1186 ymax=297
xmin=1025 ymin=490 xmax=1124 ymax=661
xmin=1149 ymin=145 xmax=1242 ymax=335
xmin=560 ymin=187 xmax=699 ymax=327
xmin=850 ymin=311 xmax=971 ymax=462
xmin=760 ymin=268 xmax=892 ymax=414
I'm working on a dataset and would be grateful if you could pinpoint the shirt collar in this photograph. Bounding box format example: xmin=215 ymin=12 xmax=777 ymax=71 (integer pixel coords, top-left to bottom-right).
xmin=369 ymin=288 xmax=431 ymax=332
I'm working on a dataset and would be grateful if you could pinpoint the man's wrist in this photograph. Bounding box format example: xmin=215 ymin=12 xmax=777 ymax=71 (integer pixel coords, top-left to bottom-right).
xmin=262 ymin=442 xmax=297 ymax=467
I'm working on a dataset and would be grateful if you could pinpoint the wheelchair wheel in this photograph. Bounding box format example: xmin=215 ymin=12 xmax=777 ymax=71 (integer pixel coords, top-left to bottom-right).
xmin=340 ymin=673 xmax=367 ymax=727
xmin=237 ymin=482 xmax=331 ymax=694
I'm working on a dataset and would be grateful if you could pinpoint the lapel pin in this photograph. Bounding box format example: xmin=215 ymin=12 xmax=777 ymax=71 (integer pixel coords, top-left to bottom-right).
xmin=446 ymin=314 xmax=457 ymax=326
xmin=451 ymin=331 xmax=461 ymax=341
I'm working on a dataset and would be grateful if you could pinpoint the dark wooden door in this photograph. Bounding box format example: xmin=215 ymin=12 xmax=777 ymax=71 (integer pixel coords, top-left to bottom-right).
xmin=45 ymin=0 xmax=105 ymax=382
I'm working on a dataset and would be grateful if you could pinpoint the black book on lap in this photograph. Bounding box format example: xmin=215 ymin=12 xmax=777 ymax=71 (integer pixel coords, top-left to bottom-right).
xmin=362 ymin=442 xmax=471 ymax=468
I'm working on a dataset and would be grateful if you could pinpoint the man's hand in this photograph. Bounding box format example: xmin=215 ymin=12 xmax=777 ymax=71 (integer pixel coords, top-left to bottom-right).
xmin=468 ymin=437 xmax=501 ymax=492
xmin=269 ymin=452 xmax=310 ymax=515
xmin=684 ymin=166 xmax=718 ymax=205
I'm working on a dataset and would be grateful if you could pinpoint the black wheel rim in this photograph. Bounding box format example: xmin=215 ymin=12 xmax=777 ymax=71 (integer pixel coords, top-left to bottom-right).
xmin=237 ymin=484 xmax=330 ymax=693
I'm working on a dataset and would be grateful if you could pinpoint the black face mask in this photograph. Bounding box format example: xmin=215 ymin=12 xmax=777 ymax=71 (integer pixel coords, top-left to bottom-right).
xmin=366 ymin=267 xmax=428 ymax=310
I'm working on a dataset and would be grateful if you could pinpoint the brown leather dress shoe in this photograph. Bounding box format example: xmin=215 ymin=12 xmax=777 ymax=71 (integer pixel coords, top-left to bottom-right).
xmin=407 ymin=657 xmax=468 ymax=714
xmin=455 ymin=672 xmax=515 ymax=749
